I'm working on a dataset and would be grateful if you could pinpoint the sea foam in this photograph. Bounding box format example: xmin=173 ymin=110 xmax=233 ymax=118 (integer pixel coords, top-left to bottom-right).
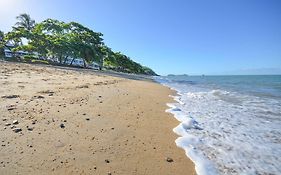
xmin=166 ymin=96 xmax=218 ymax=175
xmin=156 ymin=75 xmax=281 ymax=175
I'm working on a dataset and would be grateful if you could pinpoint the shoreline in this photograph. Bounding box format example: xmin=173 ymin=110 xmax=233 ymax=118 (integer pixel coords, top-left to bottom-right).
xmin=164 ymin=90 xmax=217 ymax=175
xmin=158 ymin=75 xmax=281 ymax=175
xmin=0 ymin=62 xmax=195 ymax=175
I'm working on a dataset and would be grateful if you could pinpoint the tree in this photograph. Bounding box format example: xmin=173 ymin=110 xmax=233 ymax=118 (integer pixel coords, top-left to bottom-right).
xmin=3 ymin=13 xmax=157 ymax=75
xmin=100 ymin=46 xmax=116 ymax=70
xmin=64 ymin=22 xmax=104 ymax=67
xmin=15 ymin=13 xmax=35 ymax=31
xmin=30 ymin=19 xmax=105 ymax=67
xmin=4 ymin=13 xmax=36 ymax=56
xmin=0 ymin=30 xmax=5 ymax=57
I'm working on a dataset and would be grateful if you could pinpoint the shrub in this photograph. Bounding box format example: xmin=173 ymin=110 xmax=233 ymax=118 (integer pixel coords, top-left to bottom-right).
xmin=31 ymin=59 xmax=49 ymax=64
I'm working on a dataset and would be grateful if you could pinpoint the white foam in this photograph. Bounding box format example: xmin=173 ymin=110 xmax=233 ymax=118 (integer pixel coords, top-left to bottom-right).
xmin=166 ymin=95 xmax=218 ymax=175
xmin=156 ymin=77 xmax=281 ymax=175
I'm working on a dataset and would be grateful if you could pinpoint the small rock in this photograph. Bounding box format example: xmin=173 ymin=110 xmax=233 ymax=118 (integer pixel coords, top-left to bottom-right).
xmin=108 ymin=172 xmax=112 ymax=175
xmin=27 ymin=127 xmax=34 ymax=131
xmin=60 ymin=123 xmax=65 ymax=128
xmin=105 ymin=159 xmax=110 ymax=163
xmin=166 ymin=157 xmax=173 ymax=163
xmin=12 ymin=128 xmax=22 ymax=133
xmin=2 ymin=118 xmax=7 ymax=121
xmin=4 ymin=123 xmax=11 ymax=126
xmin=10 ymin=125 xmax=16 ymax=129
xmin=86 ymin=118 xmax=90 ymax=121
xmin=31 ymin=120 xmax=36 ymax=125
xmin=33 ymin=95 xmax=44 ymax=99
xmin=63 ymin=120 xmax=67 ymax=122
xmin=12 ymin=120 xmax=19 ymax=125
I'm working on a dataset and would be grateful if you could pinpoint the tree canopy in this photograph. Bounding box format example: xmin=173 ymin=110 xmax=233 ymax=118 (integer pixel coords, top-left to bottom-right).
xmin=1 ymin=13 xmax=157 ymax=75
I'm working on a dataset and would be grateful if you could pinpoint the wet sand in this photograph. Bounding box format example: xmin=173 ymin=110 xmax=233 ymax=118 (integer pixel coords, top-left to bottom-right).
xmin=0 ymin=61 xmax=195 ymax=175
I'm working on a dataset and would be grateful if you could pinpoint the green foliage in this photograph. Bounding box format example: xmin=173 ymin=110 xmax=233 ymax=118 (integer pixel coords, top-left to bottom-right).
xmin=4 ymin=13 xmax=157 ymax=75
xmin=31 ymin=59 xmax=49 ymax=64
xmin=15 ymin=13 xmax=35 ymax=31
xmin=103 ymin=51 xmax=157 ymax=75
xmin=23 ymin=54 xmax=37 ymax=62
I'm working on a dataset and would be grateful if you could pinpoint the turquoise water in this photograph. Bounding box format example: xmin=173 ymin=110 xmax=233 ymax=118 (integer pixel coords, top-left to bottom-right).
xmin=156 ymin=75 xmax=281 ymax=175
xmin=163 ymin=75 xmax=281 ymax=99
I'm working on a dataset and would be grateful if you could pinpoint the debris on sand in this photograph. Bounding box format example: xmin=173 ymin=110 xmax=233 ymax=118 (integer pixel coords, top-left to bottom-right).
xmin=12 ymin=128 xmax=22 ymax=133
xmin=6 ymin=105 xmax=17 ymax=111
xmin=12 ymin=120 xmax=19 ymax=125
xmin=166 ymin=157 xmax=174 ymax=163
xmin=1 ymin=95 xmax=20 ymax=99
xmin=76 ymin=85 xmax=89 ymax=88
xmin=60 ymin=123 xmax=65 ymax=128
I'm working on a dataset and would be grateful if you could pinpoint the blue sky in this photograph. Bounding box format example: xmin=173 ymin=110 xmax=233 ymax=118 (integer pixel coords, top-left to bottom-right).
xmin=0 ymin=0 xmax=281 ymax=75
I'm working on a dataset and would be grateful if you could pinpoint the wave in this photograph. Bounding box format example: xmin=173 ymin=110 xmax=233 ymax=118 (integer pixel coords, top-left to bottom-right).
xmin=157 ymin=77 xmax=281 ymax=175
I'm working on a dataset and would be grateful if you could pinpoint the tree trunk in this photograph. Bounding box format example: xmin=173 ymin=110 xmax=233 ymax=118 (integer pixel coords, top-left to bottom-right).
xmin=63 ymin=55 xmax=69 ymax=65
xmin=70 ymin=58 xmax=75 ymax=66
xmin=83 ymin=59 xmax=87 ymax=68
xmin=59 ymin=55 xmax=62 ymax=64
xmin=100 ymin=56 xmax=104 ymax=70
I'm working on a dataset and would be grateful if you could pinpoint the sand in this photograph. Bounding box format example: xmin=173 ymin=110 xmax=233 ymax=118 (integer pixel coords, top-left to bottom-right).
xmin=0 ymin=61 xmax=195 ymax=175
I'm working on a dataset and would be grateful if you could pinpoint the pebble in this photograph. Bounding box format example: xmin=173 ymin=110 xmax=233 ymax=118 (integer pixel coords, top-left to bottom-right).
xmin=166 ymin=157 xmax=174 ymax=163
xmin=27 ymin=126 xmax=34 ymax=131
xmin=12 ymin=128 xmax=22 ymax=133
xmin=4 ymin=123 xmax=11 ymax=126
xmin=86 ymin=118 xmax=90 ymax=121
xmin=60 ymin=123 xmax=65 ymax=128
xmin=12 ymin=120 xmax=19 ymax=125
xmin=105 ymin=159 xmax=110 ymax=163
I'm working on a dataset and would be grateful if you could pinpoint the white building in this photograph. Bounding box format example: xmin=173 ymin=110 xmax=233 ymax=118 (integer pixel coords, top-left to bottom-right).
xmin=4 ymin=46 xmax=28 ymax=58
xmin=65 ymin=57 xmax=100 ymax=69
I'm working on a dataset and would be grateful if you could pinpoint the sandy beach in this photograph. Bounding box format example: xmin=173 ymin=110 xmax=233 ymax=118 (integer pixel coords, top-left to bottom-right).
xmin=0 ymin=61 xmax=195 ymax=175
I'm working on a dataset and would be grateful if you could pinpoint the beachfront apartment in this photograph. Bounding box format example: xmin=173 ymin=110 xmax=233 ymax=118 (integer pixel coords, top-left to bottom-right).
xmin=4 ymin=48 xmax=28 ymax=58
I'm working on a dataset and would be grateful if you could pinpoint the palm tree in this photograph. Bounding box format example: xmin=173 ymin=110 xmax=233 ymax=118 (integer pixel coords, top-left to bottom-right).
xmin=15 ymin=13 xmax=35 ymax=31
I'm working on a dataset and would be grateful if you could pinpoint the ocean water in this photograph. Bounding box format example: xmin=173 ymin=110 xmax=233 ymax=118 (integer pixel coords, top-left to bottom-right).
xmin=155 ymin=75 xmax=281 ymax=175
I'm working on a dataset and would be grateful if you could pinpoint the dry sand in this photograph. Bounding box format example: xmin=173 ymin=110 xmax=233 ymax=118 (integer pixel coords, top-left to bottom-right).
xmin=0 ymin=61 xmax=195 ymax=175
